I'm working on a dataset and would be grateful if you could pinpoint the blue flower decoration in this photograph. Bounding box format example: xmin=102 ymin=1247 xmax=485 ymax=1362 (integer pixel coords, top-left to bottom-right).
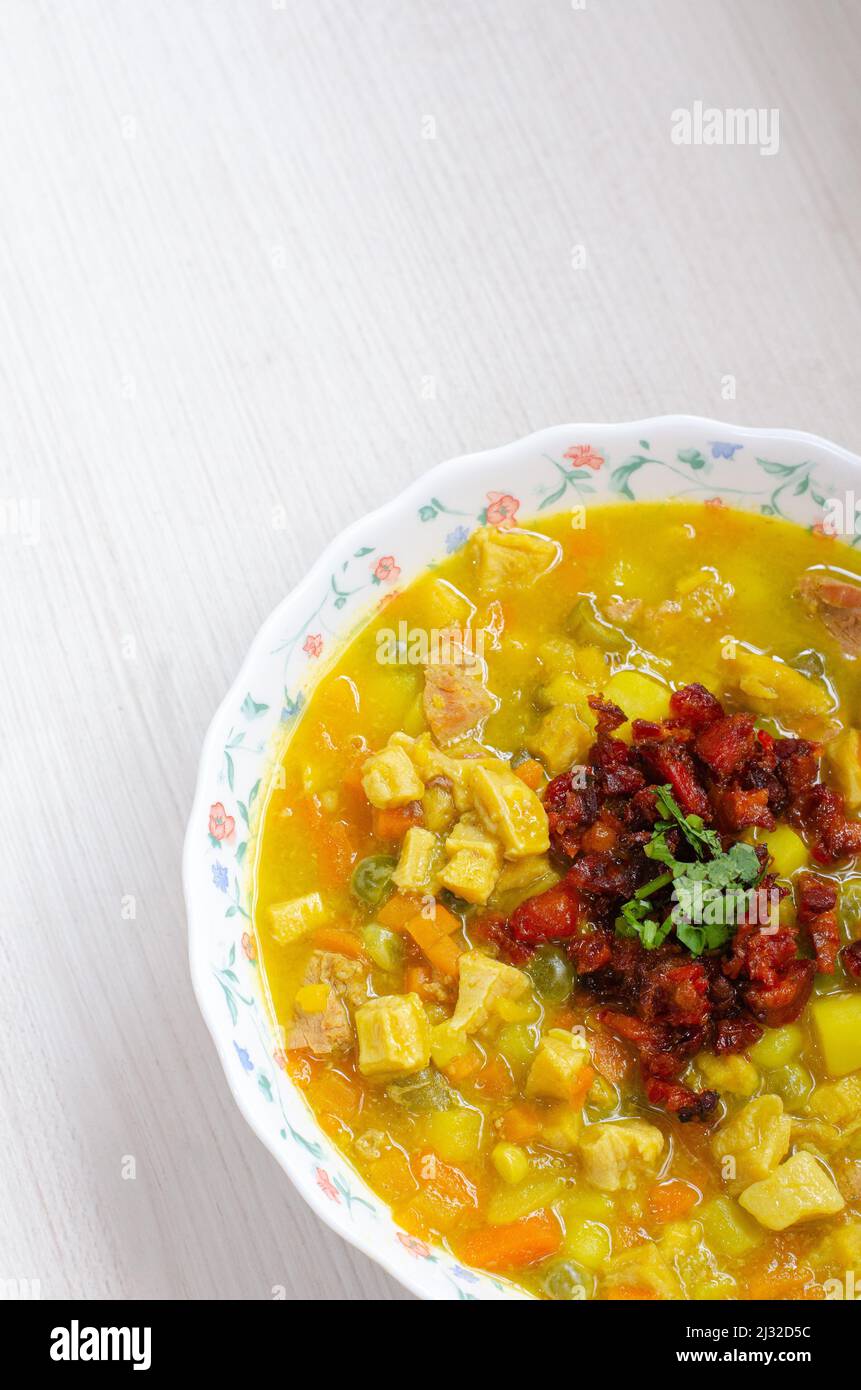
xmin=233 ymin=1043 xmax=254 ymax=1072
xmin=451 ymin=1264 xmax=480 ymax=1283
xmin=708 ymin=441 xmax=743 ymax=460
xmin=212 ymin=862 xmax=229 ymax=893
xmin=445 ymin=525 xmax=469 ymax=553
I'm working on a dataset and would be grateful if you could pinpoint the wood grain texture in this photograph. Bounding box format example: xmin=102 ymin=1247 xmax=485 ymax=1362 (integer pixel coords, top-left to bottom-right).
xmin=0 ymin=0 xmax=858 ymax=1300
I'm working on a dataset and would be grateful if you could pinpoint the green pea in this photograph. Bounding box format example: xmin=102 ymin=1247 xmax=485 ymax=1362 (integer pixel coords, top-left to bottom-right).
xmin=386 ymin=1067 xmax=452 ymax=1112
xmin=540 ymin=1259 xmax=592 ymax=1302
xmin=527 ymin=945 xmax=574 ymax=1003
xmin=351 ymin=854 xmax=397 ymax=907
xmin=362 ymin=924 xmax=404 ymax=974
xmin=565 ymin=596 xmax=624 ymax=652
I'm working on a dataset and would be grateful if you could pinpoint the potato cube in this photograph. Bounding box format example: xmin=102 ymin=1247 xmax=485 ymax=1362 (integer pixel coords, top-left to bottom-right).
xmin=361 ymin=743 xmax=424 ymax=809
xmin=471 ymin=525 xmax=559 ymax=592
xmin=422 ymin=782 xmax=457 ymax=833
xmin=806 ymin=1074 xmax=861 ymax=1125
xmin=537 ymin=673 xmax=593 ymax=710
xmin=493 ymin=854 xmax=554 ymax=896
xmin=526 ymin=1028 xmax=591 ymax=1101
xmin=409 ymin=733 xmax=470 ymax=810
xmin=438 ymin=845 xmax=500 ymax=905
xmin=539 ymin=1102 xmax=584 ymax=1154
xmin=720 ymin=645 xmax=831 ymax=717
xmin=391 ymin=826 xmax=440 ymax=893
xmin=710 ymin=1094 xmax=791 ymax=1189
xmin=757 ymin=825 xmax=809 ymax=877
xmin=825 ymin=728 xmax=861 ymax=810
xmin=355 ymin=993 xmax=431 ymax=1077
xmin=739 ymin=1152 xmax=845 ymax=1231
xmin=269 ymin=891 xmax=328 ymax=945
xmin=811 ymin=994 xmax=861 ymax=1077
xmin=527 ymin=705 xmax=591 ymax=775
xmin=696 ymin=1052 xmax=759 ymax=1097
xmin=449 ymin=949 xmax=531 ymax=1034
xmin=603 ymin=670 xmax=671 ymax=726
xmin=469 ymin=763 xmax=549 ymax=858
xmin=579 ymin=1119 xmax=665 ymax=1193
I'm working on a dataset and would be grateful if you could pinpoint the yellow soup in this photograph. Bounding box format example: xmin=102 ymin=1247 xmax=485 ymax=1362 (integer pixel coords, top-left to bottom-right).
xmin=254 ymin=502 xmax=861 ymax=1300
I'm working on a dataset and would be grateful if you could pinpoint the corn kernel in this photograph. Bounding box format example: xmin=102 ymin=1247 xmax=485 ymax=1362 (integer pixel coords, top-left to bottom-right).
xmin=295 ymin=983 xmax=331 ymax=1013
xmin=494 ymin=995 xmax=539 ymax=1024
xmin=491 ymin=1142 xmax=530 ymax=1186
xmin=564 ymin=1219 xmax=612 ymax=1271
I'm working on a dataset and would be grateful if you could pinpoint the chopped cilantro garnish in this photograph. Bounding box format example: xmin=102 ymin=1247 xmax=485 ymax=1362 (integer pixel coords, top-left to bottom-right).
xmin=615 ymin=785 xmax=766 ymax=956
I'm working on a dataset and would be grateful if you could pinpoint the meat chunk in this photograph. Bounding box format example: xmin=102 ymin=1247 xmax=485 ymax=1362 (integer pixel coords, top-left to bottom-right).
xmin=469 ymin=762 xmax=549 ymax=858
xmin=799 ymin=570 xmax=861 ymax=654
xmin=579 ymin=1119 xmax=665 ymax=1192
xmin=449 ymin=949 xmax=531 ymax=1034
xmin=525 ymin=1028 xmax=591 ymax=1101
xmin=510 ymin=881 xmax=581 ymax=942
xmin=423 ymin=661 xmax=496 ymax=745
xmin=355 ymin=993 xmax=431 ymax=1077
xmin=362 ymin=741 xmax=425 ymax=809
xmin=695 ymin=713 xmax=757 ymax=780
xmin=739 ymin=1151 xmax=844 ymax=1231
xmin=471 ymin=524 xmax=559 ymax=592
xmin=270 ymin=891 xmax=329 ymax=946
xmin=287 ymin=950 xmax=367 ymax=1055
xmin=710 ymin=1094 xmax=791 ymax=1190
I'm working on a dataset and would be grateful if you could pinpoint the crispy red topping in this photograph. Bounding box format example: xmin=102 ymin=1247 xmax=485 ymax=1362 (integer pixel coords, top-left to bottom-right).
xmin=498 ymin=681 xmax=861 ymax=1120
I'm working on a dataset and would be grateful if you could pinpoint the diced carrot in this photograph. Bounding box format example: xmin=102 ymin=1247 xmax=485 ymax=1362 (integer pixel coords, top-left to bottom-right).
xmin=377 ymin=893 xmax=425 ymax=928
xmin=499 ymin=1103 xmax=543 ymax=1144
xmin=514 ymin=758 xmax=544 ymax=790
xmin=301 ymin=796 xmax=357 ymax=888
xmin=415 ymin=1151 xmax=477 ymax=1208
xmin=371 ymin=1146 xmax=419 ymax=1205
xmin=647 ymin=1179 xmax=700 ymax=1224
xmin=403 ymin=912 xmax=463 ymax=977
xmin=474 ymin=1055 xmax=515 ymax=1099
xmin=569 ymin=1064 xmax=596 ymax=1110
xmin=457 ymin=1211 xmax=561 ymax=1272
xmin=312 ymin=1067 xmax=361 ymax=1119
xmin=313 ymin=926 xmax=365 ymax=959
xmin=444 ymin=1050 xmax=481 ymax=1083
xmin=604 ymin=1285 xmax=660 ymax=1301
xmin=373 ymin=802 xmax=423 ymax=842
xmin=552 ymin=1006 xmax=578 ymax=1030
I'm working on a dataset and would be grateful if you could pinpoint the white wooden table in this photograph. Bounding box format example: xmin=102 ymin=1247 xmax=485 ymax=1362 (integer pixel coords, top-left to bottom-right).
xmin=1 ymin=0 xmax=859 ymax=1301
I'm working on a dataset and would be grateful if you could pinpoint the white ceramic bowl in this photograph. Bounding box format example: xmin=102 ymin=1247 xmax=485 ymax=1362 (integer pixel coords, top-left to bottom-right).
xmin=184 ymin=416 xmax=860 ymax=1300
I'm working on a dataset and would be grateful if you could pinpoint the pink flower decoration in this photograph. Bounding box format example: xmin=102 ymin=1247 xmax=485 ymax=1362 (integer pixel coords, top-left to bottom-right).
xmin=705 ymin=497 xmax=726 ymax=509
xmin=209 ymin=802 xmax=235 ymax=841
xmin=397 ymin=1232 xmax=430 ymax=1259
xmin=241 ymin=931 xmax=257 ymax=961
xmin=373 ymin=555 xmax=401 ymax=584
xmin=273 ymin=1048 xmax=288 ymax=1071
xmin=563 ymin=444 xmax=604 ymax=471
xmin=315 ymin=1168 xmax=340 ymax=1203
xmin=812 ymin=518 xmax=837 ymax=538
xmin=303 ymin=633 xmax=323 ymax=658
xmin=485 ymin=492 xmax=520 ymax=528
